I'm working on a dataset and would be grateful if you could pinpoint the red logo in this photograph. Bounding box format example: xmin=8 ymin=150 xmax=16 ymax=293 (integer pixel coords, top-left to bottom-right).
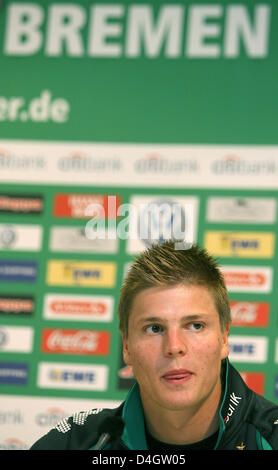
xmin=41 ymin=329 xmax=110 ymax=355
xmin=53 ymin=193 xmax=121 ymax=218
xmin=50 ymin=300 xmax=107 ymax=316
xmin=239 ymin=372 xmax=265 ymax=395
xmin=223 ymin=272 xmax=265 ymax=287
xmin=230 ymin=301 xmax=269 ymax=327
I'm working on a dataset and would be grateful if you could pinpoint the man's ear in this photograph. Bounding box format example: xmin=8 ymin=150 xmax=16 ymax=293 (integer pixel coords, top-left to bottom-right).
xmin=122 ymin=333 xmax=132 ymax=366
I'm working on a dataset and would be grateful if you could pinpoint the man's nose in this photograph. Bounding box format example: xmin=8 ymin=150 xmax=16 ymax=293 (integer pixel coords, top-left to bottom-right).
xmin=163 ymin=328 xmax=187 ymax=358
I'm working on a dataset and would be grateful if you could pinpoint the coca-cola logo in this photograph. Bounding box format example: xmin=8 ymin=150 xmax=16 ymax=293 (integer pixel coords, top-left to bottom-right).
xmin=41 ymin=329 xmax=110 ymax=355
xmin=230 ymin=301 xmax=269 ymax=327
xmin=231 ymin=302 xmax=257 ymax=323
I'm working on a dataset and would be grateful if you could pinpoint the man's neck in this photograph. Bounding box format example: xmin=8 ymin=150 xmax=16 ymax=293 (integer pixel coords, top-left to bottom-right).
xmin=141 ymin=380 xmax=222 ymax=445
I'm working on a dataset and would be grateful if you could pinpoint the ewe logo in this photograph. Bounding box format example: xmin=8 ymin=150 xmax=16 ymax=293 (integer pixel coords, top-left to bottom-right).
xmin=204 ymin=231 xmax=274 ymax=258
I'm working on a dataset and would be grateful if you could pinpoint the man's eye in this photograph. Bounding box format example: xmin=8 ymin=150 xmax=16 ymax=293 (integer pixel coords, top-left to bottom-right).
xmin=145 ymin=324 xmax=163 ymax=334
xmin=188 ymin=322 xmax=204 ymax=331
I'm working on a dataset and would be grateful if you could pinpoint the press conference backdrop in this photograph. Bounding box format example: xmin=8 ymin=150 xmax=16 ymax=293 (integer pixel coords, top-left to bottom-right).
xmin=0 ymin=0 xmax=278 ymax=449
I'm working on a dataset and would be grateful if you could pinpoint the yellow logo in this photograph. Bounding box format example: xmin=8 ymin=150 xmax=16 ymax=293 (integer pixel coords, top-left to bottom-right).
xmin=204 ymin=231 xmax=274 ymax=258
xmin=236 ymin=442 xmax=245 ymax=450
xmin=47 ymin=260 xmax=116 ymax=287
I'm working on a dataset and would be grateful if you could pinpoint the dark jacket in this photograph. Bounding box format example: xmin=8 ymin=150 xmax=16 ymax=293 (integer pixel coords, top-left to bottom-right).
xmin=31 ymin=359 xmax=278 ymax=450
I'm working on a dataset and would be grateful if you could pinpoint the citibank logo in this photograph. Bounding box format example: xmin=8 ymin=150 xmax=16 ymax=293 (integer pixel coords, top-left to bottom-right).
xmin=36 ymin=408 xmax=68 ymax=427
xmin=134 ymin=154 xmax=199 ymax=174
xmin=211 ymin=156 xmax=278 ymax=175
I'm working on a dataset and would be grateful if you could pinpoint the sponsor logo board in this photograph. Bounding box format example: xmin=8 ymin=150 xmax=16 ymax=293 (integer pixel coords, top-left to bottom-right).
xmin=0 ymin=326 xmax=33 ymax=353
xmin=46 ymin=260 xmax=116 ymax=287
xmin=37 ymin=362 xmax=108 ymax=391
xmin=206 ymin=197 xmax=277 ymax=223
xmin=0 ymin=362 xmax=29 ymax=385
xmin=1 ymin=142 xmax=278 ymax=189
xmin=0 ymin=260 xmax=38 ymax=283
xmin=0 ymin=194 xmax=43 ymax=214
xmin=41 ymin=329 xmax=110 ymax=355
xmin=126 ymin=195 xmax=199 ymax=254
xmin=204 ymin=231 xmax=274 ymax=258
xmin=53 ymin=193 xmax=121 ymax=218
xmin=220 ymin=266 xmax=272 ymax=292
xmin=0 ymin=295 xmax=34 ymax=316
xmin=43 ymin=293 xmax=113 ymax=322
xmin=49 ymin=226 xmax=118 ymax=253
xmin=0 ymin=224 xmax=42 ymax=251
xmin=228 ymin=336 xmax=268 ymax=363
xmin=230 ymin=301 xmax=269 ymax=327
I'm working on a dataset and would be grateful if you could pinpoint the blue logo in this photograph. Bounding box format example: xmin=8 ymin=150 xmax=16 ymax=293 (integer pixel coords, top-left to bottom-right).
xmin=0 ymin=260 xmax=37 ymax=283
xmin=0 ymin=362 xmax=28 ymax=385
xmin=138 ymin=199 xmax=186 ymax=248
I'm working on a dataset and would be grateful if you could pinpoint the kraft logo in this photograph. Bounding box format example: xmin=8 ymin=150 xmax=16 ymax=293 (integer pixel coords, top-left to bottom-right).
xmin=224 ymin=393 xmax=242 ymax=423
xmin=0 ymin=362 xmax=28 ymax=385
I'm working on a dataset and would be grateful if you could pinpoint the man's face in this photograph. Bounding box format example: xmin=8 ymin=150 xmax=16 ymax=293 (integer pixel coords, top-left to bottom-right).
xmin=122 ymin=284 xmax=229 ymax=413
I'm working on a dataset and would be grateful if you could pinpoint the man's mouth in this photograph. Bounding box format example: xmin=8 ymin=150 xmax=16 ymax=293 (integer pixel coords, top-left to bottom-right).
xmin=161 ymin=369 xmax=193 ymax=385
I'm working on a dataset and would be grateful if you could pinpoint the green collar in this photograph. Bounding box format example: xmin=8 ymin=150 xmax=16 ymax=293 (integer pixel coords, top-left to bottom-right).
xmin=122 ymin=381 xmax=148 ymax=450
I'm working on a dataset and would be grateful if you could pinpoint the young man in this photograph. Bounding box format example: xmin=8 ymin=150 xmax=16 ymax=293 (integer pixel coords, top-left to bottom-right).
xmin=31 ymin=241 xmax=278 ymax=450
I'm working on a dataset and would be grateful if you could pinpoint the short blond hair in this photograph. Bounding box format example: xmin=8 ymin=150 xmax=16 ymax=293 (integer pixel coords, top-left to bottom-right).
xmin=117 ymin=240 xmax=231 ymax=337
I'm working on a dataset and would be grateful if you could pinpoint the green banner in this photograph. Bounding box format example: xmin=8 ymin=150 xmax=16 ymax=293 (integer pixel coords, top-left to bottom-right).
xmin=0 ymin=0 xmax=277 ymax=144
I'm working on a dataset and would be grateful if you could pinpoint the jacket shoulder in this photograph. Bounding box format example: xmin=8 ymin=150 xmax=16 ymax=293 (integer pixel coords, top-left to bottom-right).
xmin=30 ymin=406 xmax=121 ymax=450
xmin=247 ymin=391 xmax=278 ymax=449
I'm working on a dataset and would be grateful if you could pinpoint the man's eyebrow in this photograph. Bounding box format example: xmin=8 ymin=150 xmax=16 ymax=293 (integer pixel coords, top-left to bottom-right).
xmin=137 ymin=316 xmax=163 ymax=324
xmin=137 ymin=314 xmax=210 ymax=324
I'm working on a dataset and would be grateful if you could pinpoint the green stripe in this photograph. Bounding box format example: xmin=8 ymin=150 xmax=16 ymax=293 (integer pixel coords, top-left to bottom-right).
xmin=256 ymin=430 xmax=273 ymax=450
xmin=214 ymin=358 xmax=229 ymax=449
xmin=122 ymin=382 xmax=148 ymax=450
